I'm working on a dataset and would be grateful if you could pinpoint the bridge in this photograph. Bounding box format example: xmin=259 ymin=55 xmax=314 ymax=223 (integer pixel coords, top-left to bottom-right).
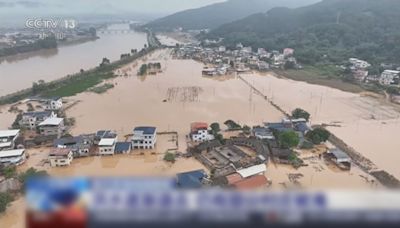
xmin=97 ymin=29 xmax=137 ymax=34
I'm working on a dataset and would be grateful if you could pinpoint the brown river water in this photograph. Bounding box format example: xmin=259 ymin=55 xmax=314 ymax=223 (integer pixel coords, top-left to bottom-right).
xmin=0 ymin=24 xmax=147 ymax=96
xmin=0 ymin=47 xmax=399 ymax=227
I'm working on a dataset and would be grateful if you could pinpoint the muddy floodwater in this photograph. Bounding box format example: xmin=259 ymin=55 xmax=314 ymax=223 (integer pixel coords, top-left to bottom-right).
xmin=0 ymin=24 xmax=147 ymax=96
xmin=0 ymin=48 xmax=399 ymax=227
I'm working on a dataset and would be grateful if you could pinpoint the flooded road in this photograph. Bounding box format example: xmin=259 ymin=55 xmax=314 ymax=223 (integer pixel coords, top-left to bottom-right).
xmin=0 ymin=24 xmax=147 ymax=96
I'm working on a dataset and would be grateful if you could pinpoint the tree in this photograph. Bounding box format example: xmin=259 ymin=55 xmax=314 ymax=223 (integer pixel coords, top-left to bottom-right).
xmin=138 ymin=64 xmax=148 ymax=75
xmin=278 ymin=131 xmax=300 ymax=149
xmin=210 ymin=123 xmax=221 ymax=134
xmin=0 ymin=165 xmax=17 ymax=179
xmin=18 ymin=168 xmax=48 ymax=189
xmin=291 ymin=108 xmax=310 ymax=121
xmin=164 ymin=152 xmax=176 ymax=163
xmin=284 ymin=61 xmax=296 ymax=70
xmin=0 ymin=192 xmax=13 ymax=213
xmin=305 ymin=128 xmax=331 ymax=145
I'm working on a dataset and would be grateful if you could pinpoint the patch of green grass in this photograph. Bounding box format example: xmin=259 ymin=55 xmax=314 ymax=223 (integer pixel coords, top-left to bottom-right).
xmin=277 ymin=64 xmax=365 ymax=93
xmin=89 ymin=83 xmax=115 ymax=94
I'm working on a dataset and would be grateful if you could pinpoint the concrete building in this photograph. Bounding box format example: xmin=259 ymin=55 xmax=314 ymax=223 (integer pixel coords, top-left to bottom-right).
xmin=98 ymin=137 xmax=117 ymax=156
xmin=190 ymin=122 xmax=214 ymax=143
xmin=132 ymin=126 xmax=157 ymax=149
xmin=283 ymin=48 xmax=295 ymax=57
xmin=0 ymin=129 xmax=20 ymax=151
xmin=349 ymin=58 xmax=371 ymax=69
xmin=53 ymin=134 xmax=95 ymax=157
xmin=0 ymin=149 xmax=26 ymax=165
xmin=379 ymin=70 xmax=400 ymax=85
xmin=49 ymin=148 xmax=73 ymax=167
xmin=38 ymin=117 xmax=64 ymax=138
xmin=20 ymin=111 xmax=56 ymax=130
xmin=43 ymin=97 xmax=63 ymax=110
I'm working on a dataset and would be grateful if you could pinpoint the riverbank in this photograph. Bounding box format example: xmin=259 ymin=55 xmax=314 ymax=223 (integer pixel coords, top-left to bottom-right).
xmin=0 ymin=31 xmax=159 ymax=105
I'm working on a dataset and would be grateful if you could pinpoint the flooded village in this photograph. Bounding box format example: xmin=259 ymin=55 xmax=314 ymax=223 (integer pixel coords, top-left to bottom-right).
xmin=1 ymin=37 xmax=400 ymax=227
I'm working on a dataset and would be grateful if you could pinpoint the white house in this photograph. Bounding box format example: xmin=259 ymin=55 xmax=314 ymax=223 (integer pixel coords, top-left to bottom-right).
xmin=49 ymin=148 xmax=73 ymax=167
xmin=236 ymin=164 xmax=267 ymax=179
xmin=38 ymin=117 xmax=64 ymax=138
xmin=218 ymin=46 xmax=226 ymax=52
xmin=349 ymin=58 xmax=371 ymax=69
xmin=0 ymin=129 xmax=20 ymax=151
xmin=283 ymin=48 xmax=294 ymax=57
xmin=190 ymin=122 xmax=214 ymax=143
xmin=20 ymin=111 xmax=56 ymax=130
xmin=379 ymin=70 xmax=400 ymax=85
xmin=43 ymin=97 xmax=63 ymax=110
xmin=98 ymin=137 xmax=117 ymax=155
xmin=132 ymin=126 xmax=157 ymax=149
xmin=0 ymin=149 xmax=26 ymax=165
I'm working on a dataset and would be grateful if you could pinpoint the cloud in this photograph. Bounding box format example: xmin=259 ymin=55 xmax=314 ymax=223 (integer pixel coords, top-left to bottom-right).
xmin=0 ymin=1 xmax=15 ymax=7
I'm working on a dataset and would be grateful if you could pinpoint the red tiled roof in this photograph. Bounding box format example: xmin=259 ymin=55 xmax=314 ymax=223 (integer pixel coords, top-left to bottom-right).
xmin=191 ymin=122 xmax=208 ymax=132
xmin=232 ymin=175 xmax=268 ymax=190
xmin=226 ymin=173 xmax=243 ymax=185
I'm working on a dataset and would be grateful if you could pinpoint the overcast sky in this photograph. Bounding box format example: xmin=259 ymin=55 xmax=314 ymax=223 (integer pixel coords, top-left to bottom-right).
xmin=0 ymin=0 xmax=225 ymax=15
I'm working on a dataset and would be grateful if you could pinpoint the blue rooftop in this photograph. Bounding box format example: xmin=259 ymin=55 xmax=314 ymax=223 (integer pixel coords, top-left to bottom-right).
xmin=115 ymin=142 xmax=132 ymax=153
xmin=176 ymin=170 xmax=206 ymax=189
xmin=134 ymin=126 xmax=156 ymax=135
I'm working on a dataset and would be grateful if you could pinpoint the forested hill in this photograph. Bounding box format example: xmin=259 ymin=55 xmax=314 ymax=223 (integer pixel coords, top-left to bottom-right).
xmin=144 ymin=0 xmax=320 ymax=31
xmin=204 ymin=0 xmax=400 ymax=64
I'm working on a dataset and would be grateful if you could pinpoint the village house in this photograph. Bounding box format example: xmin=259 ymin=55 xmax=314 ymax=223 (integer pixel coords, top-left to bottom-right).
xmin=325 ymin=148 xmax=351 ymax=170
xmin=98 ymin=135 xmax=117 ymax=156
xmin=252 ymin=127 xmax=274 ymax=140
xmin=176 ymin=169 xmax=207 ymax=189
xmin=38 ymin=117 xmax=65 ymax=138
xmin=190 ymin=122 xmax=214 ymax=143
xmin=132 ymin=126 xmax=157 ymax=149
xmin=53 ymin=134 xmax=95 ymax=157
xmin=42 ymin=97 xmax=63 ymax=111
xmin=283 ymin=48 xmax=295 ymax=57
xmin=0 ymin=149 xmax=26 ymax=166
xmin=19 ymin=111 xmax=56 ymax=130
xmin=218 ymin=46 xmax=226 ymax=52
xmin=48 ymin=148 xmax=73 ymax=167
xmin=115 ymin=142 xmax=132 ymax=154
xmin=349 ymin=58 xmax=371 ymax=69
xmin=0 ymin=129 xmax=20 ymax=151
xmin=379 ymin=70 xmax=400 ymax=85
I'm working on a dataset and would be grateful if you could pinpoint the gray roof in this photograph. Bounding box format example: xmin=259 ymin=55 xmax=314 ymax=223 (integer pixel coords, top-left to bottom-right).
xmin=115 ymin=142 xmax=132 ymax=153
xmin=329 ymin=149 xmax=350 ymax=160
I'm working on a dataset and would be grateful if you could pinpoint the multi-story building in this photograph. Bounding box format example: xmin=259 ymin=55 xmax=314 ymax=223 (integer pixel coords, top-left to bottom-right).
xmin=190 ymin=122 xmax=214 ymax=143
xmin=0 ymin=149 xmax=26 ymax=166
xmin=38 ymin=117 xmax=65 ymax=138
xmin=379 ymin=70 xmax=400 ymax=85
xmin=43 ymin=97 xmax=63 ymax=111
xmin=49 ymin=148 xmax=73 ymax=167
xmin=0 ymin=129 xmax=20 ymax=151
xmin=132 ymin=126 xmax=157 ymax=149
xmin=19 ymin=111 xmax=56 ymax=130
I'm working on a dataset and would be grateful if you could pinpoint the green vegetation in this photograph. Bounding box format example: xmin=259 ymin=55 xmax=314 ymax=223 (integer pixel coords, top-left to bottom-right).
xmin=138 ymin=62 xmax=162 ymax=76
xmin=224 ymin=120 xmax=241 ymax=130
xmin=277 ymin=130 xmax=300 ymax=149
xmin=205 ymin=0 xmax=400 ymax=65
xmin=242 ymin=125 xmax=251 ymax=134
xmin=210 ymin=123 xmax=221 ymax=134
xmin=144 ymin=0 xmax=317 ymax=31
xmin=305 ymin=128 xmax=331 ymax=145
xmin=291 ymin=108 xmax=311 ymax=121
xmin=164 ymin=152 xmax=176 ymax=163
xmin=89 ymin=83 xmax=115 ymax=94
xmin=138 ymin=64 xmax=148 ymax=75
xmin=0 ymin=192 xmax=13 ymax=213
xmin=0 ymin=36 xmax=57 ymax=57
xmin=278 ymin=65 xmax=365 ymax=93
xmin=1 ymin=166 xmax=17 ymax=179
xmin=0 ymin=40 xmax=160 ymax=105
xmin=18 ymin=168 xmax=48 ymax=190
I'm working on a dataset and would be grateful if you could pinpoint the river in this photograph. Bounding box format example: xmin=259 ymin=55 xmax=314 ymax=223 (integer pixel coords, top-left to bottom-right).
xmin=0 ymin=24 xmax=147 ymax=96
